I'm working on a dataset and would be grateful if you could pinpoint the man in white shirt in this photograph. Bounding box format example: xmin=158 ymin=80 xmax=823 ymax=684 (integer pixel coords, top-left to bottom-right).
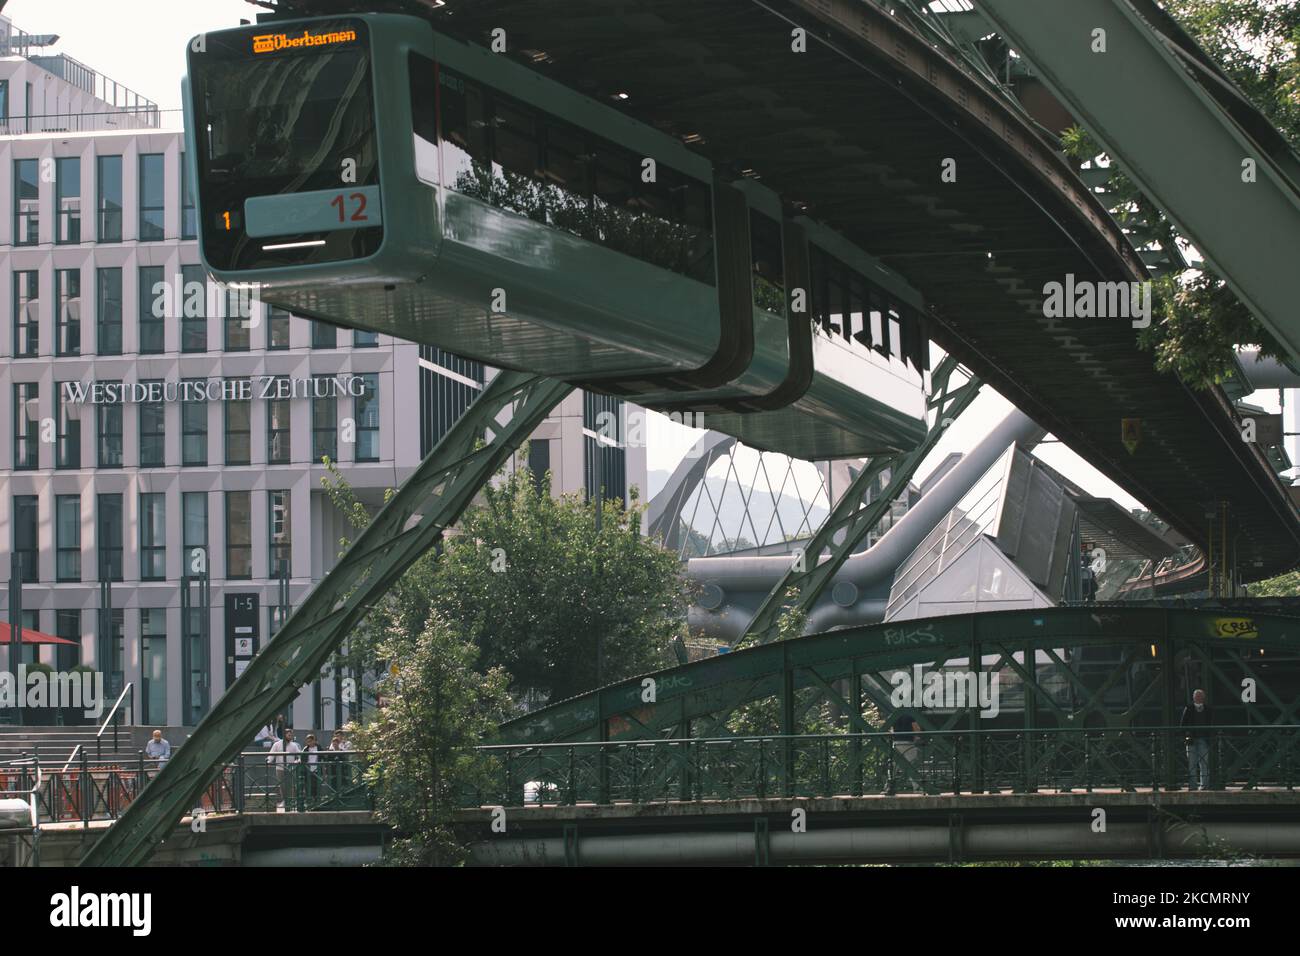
xmin=266 ymin=727 xmax=302 ymax=809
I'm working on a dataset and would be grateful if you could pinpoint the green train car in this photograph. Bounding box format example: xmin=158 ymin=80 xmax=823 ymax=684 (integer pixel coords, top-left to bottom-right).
xmin=184 ymin=13 xmax=927 ymax=458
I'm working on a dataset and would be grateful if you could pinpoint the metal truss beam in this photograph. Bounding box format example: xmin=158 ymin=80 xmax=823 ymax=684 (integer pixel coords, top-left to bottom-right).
xmin=735 ymin=355 xmax=981 ymax=646
xmin=975 ymin=0 xmax=1300 ymax=367
xmin=81 ymin=372 xmax=573 ymax=866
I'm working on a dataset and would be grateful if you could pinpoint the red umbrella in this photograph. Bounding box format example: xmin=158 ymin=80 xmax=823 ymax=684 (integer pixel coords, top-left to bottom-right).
xmin=0 ymin=622 xmax=78 ymax=645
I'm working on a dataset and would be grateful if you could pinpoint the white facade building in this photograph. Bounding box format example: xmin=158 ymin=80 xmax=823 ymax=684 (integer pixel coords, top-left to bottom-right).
xmin=0 ymin=22 xmax=645 ymax=731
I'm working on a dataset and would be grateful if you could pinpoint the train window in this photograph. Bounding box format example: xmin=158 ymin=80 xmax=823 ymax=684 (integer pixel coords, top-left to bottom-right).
xmin=828 ymin=262 xmax=847 ymax=338
xmin=849 ymin=275 xmax=870 ymax=349
xmin=435 ymin=66 xmax=713 ymax=285
xmin=409 ymin=53 xmax=438 ymax=185
xmin=750 ymin=211 xmax=784 ymax=314
xmin=888 ymin=308 xmax=903 ymax=362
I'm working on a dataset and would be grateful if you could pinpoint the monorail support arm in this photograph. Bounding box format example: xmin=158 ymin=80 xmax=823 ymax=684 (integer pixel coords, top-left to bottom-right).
xmin=81 ymin=372 xmax=574 ymax=866
xmin=735 ymin=355 xmax=981 ymax=647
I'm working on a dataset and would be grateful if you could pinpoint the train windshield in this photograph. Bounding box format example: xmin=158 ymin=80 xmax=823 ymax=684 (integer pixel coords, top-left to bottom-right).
xmin=188 ymin=19 xmax=381 ymax=269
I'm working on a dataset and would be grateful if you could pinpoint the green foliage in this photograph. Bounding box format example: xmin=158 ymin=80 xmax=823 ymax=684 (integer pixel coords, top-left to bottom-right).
xmin=1248 ymin=568 xmax=1300 ymax=596
xmin=348 ymin=614 xmax=512 ymax=866
xmin=430 ymin=462 xmax=689 ymax=704
xmin=1059 ymin=1 xmax=1300 ymax=388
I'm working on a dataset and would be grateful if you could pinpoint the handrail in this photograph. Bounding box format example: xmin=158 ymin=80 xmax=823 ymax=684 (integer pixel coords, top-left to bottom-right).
xmin=61 ymin=744 xmax=81 ymax=775
xmin=96 ymin=683 xmax=133 ymax=740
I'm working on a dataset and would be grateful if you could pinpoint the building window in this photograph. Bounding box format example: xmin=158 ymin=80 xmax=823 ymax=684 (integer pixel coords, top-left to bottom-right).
xmin=97 ymin=383 xmax=123 ymax=468
xmin=138 ymin=265 xmax=165 ymax=353
xmin=56 ymin=268 xmax=81 ymax=356
xmin=355 ymin=373 xmax=379 ymax=462
xmin=225 ymin=491 xmax=252 ymax=580
xmin=528 ymin=438 xmax=551 ymax=495
xmin=13 ymin=495 xmax=38 ymax=582
xmin=56 ymin=494 xmax=81 ymax=582
xmin=183 ymin=492 xmax=208 ymax=564
xmin=225 ymin=381 xmax=251 ymax=465
xmin=418 ymin=348 xmax=485 ymax=456
xmin=140 ymin=493 xmax=166 ymax=581
xmin=99 ymin=608 xmax=125 ymax=699
xmin=12 ymin=382 xmax=38 ymax=470
xmin=311 ymin=321 xmax=336 ymax=349
xmin=14 ymin=158 xmax=38 ymax=245
xmin=55 ymin=609 xmax=81 ymax=671
xmin=224 ymin=287 xmax=251 ymax=351
xmin=97 ymin=155 xmax=123 ymax=242
xmin=139 ymin=381 xmax=166 ymax=467
xmin=0 ymin=81 xmax=8 ymax=126
xmin=55 ymin=156 xmax=81 ymax=243
xmin=181 ymin=151 xmax=197 ymax=239
xmin=141 ymin=608 xmax=168 ymax=725
xmin=354 ymin=329 xmax=378 ymax=347
xmin=584 ymin=393 xmax=627 ymax=505
xmin=267 ymin=307 xmax=291 ymax=350
xmin=268 ymin=490 xmax=291 ymax=577
xmin=267 ymin=382 xmax=291 ymax=464
xmin=97 ymin=493 xmax=124 ymax=582
xmin=182 ymin=381 xmax=208 ymax=466
xmin=312 ymin=379 xmax=338 ymax=463
xmin=180 ymin=264 xmax=207 ymax=352
xmin=54 ymin=382 xmax=81 ymax=469
xmin=96 ymin=267 xmax=122 ymax=355
xmin=13 ymin=270 xmax=39 ymax=357
xmin=138 ymin=153 xmax=165 ymax=241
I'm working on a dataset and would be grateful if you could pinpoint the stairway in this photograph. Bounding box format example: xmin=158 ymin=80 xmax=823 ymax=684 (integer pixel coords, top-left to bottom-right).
xmin=0 ymin=726 xmax=132 ymax=768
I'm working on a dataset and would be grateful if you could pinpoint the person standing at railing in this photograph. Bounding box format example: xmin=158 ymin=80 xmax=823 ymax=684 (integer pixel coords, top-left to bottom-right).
xmin=302 ymin=734 xmax=321 ymax=804
xmin=145 ymin=730 xmax=171 ymax=769
xmin=1180 ymin=688 xmax=1212 ymax=791
xmin=267 ymin=727 xmax=302 ymax=810
xmin=326 ymin=730 xmax=349 ymax=793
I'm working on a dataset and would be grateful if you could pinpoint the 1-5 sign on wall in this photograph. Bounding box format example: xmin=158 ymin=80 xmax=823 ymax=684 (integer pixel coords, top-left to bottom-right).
xmin=225 ymin=593 xmax=259 ymax=687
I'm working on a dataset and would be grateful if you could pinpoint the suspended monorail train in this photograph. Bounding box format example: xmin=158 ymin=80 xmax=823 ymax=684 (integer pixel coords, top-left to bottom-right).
xmin=184 ymin=13 xmax=929 ymax=458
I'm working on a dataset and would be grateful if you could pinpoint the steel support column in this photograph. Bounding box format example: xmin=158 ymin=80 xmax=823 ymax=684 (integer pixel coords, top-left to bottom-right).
xmin=736 ymin=356 xmax=981 ymax=646
xmin=81 ymin=372 xmax=573 ymax=866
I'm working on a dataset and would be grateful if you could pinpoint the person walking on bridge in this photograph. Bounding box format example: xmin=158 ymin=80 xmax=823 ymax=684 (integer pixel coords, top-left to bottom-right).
xmin=1180 ymin=689 xmax=1212 ymax=790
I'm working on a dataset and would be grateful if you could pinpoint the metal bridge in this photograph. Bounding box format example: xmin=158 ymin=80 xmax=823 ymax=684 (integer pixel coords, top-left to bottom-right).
xmin=77 ymin=0 xmax=1300 ymax=864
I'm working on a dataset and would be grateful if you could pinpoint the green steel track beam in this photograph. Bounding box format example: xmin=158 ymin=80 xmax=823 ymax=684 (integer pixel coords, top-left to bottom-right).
xmin=81 ymin=372 xmax=573 ymax=866
xmin=735 ymin=355 xmax=981 ymax=647
xmin=974 ymin=0 xmax=1300 ymax=368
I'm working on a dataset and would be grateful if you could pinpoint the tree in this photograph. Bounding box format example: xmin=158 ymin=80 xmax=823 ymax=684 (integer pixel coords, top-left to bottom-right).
xmin=430 ymin=462 xmax=690 ymax=704
xmin=348 ymin=614 xmax=512 ymax=866
xmin=1060 ymin=0 xmax=1300 ymax=388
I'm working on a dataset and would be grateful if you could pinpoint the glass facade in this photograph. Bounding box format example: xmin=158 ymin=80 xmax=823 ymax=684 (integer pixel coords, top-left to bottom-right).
xmin=97 ymin=383 xmax=123 ymax=467
xmin=180 ymin=151 xmax=197 ymax=239
xmin=141 ymin=608 xmax=167 ymax=725
xmin=267 ymin=382 xmax=291 ymax=465
xmin=268 ymin=307 xmax=291 ymax=350
xmin=138 ymin=153 xmax=165 ymax=241
xmin=56 ymin=494 xmax=81 ymax=582
xmin=12 ymin=494 xmax=38 ymax=582
xmin=180 ymin=264 xmax=207 ymax=352
xmin=12 ymin=382 xmax=38 ymax=470
xmin=139 ymin=380 xmax=166 ymax=467
xmin=225 ymin=491 xmax=252 ymax=579
xmin=56 ymin=267 xmax=81 ymax=356
xmin=55 ymin=156 xmax=81 ymax=243
xmin=97 ymin=154 xmax=123 ymax=241
xmin=97 ymin=493 xmax=124 ymax=582
xmin=13 ymin=270 xmax=39 ymax=357
xmin=55 ymin=609 xmax=81 ymax=671
xmin=14 ymin=158 xmax=38 ymax=244
xmin=96 ymin=267 xmax=123 ymax=355
xmin=139 ymin=265 xmax=165 ymax=353
xmin=225 ymin=380 xmax=251 ymax=465
xmin=140 ymin=492 xmax=166 ymax=580
xmin=182 ymin=380 xmax=208 ymax=466
xmin=355 ymin=373 xmax=379 ymax=462
xmin=54 ymin=381 xmax=81 ymax=469
xmin=268 ymin=490 xmax=291 ymax=577
xmin=312 ymin=380 xmax=337 ymax=463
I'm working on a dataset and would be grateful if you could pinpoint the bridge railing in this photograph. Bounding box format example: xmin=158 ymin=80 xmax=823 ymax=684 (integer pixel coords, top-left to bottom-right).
xmin=470 ymin=725 xmax=1300 ymax=806
xmin=0 ymin=750 xmax=371 ymax=826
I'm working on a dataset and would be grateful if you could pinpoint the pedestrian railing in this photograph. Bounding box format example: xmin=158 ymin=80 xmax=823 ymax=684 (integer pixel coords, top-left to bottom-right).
xmin=0 ymin=751 xmax=371 ymax=826
xmin=469 ymin=724 xmax=1300 ymax=806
